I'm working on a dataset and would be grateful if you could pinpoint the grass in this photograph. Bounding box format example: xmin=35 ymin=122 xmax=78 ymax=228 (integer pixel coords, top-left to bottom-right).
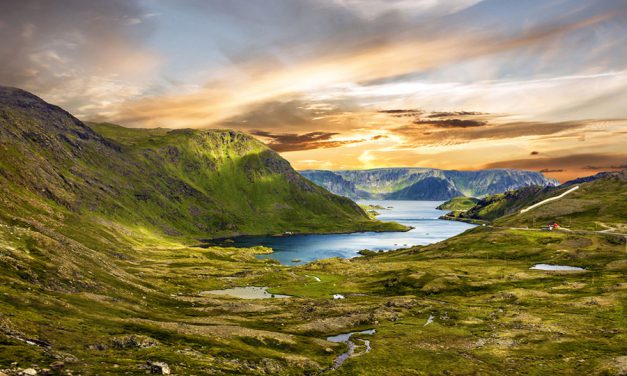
xmin=1 ymin=208 xmax=625 ymax=375
xmin=0 ymin=90 xmax=407 ymax=242
xmin=0 ymin=88 xmax=625 ymax=375
xmin=436 ymin=196 xmax=479 ymax=211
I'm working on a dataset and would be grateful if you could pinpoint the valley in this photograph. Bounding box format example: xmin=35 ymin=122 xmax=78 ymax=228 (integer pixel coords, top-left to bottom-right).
xmin=0 ymin=88 xmax=625 ymax=375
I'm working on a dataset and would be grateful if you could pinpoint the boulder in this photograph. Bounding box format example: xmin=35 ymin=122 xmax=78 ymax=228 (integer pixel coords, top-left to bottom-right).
xmin=148 ymin=361 xmax=170 ymax=375
xmin=49 ymin=361 xmax=64 ymax=371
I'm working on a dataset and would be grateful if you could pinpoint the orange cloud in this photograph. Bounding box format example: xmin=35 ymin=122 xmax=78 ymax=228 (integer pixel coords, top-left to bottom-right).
xmin=250 ymin=130 xmax=364 ymax=152
xmin=483 ymin=153 xmax=627 ymax=182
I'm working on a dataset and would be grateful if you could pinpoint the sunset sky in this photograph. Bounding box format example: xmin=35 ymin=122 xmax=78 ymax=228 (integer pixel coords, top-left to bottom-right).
xmin=1 ymin=0 xmax=626 ymax=181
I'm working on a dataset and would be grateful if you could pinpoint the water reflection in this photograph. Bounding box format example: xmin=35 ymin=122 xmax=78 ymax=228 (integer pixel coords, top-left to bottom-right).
xmin=219 ymin=200 xmax=475 ymax=265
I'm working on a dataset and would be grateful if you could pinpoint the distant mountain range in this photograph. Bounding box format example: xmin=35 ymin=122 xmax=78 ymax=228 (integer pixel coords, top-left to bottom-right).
xmin=300 ymin=168 xmax=558 ymax=200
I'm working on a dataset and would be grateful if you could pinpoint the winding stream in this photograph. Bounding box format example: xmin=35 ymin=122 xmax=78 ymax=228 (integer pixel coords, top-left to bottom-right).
xmin=326 ymin=329 xmax=376 ymax=370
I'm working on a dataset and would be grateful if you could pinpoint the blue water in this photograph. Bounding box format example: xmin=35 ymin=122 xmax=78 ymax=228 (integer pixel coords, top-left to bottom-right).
xmin=220 ymin=200 xmax=475 ymax=265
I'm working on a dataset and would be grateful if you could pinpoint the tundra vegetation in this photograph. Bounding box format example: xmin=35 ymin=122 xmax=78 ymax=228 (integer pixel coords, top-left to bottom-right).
xmin=0 ymin=88 xmax=625 ymax=375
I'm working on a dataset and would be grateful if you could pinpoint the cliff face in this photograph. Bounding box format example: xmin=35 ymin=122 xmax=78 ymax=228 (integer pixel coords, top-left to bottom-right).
xmin=385 ymin=177 xmax=463 ymax=200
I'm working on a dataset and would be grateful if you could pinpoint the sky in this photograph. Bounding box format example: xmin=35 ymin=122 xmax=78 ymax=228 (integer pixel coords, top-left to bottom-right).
xmin=1 ymin=0 xmax=626 ymax=181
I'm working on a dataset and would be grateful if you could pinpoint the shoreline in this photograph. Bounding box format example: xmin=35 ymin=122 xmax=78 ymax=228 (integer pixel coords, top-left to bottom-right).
xmin=198 ymin=224 xmax=415 ymax=245
xmin=438 ymin=214 xmax=490 ymax=226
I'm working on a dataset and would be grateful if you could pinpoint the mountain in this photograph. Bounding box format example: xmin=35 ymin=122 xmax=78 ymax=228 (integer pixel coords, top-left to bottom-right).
xmin=296 ymin=169 xmax=372 ymax=199
xmin=450 ymin=170 xmax=627 ymax=231
xmin=450 ymin=185 xmax=549 ymax=222
xmin=0 ymin=87 xmax=403 ymax=239
xmin=300 ymin=168 xmax=557 ymax=200
xmin=385 ymin=177 xmax=463 ymax=200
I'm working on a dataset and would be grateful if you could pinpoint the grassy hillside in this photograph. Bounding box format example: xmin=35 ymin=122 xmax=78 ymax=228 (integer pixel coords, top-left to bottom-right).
xmin=496 ymin=170 xmax=627 ymax=231
xmin=436 ymin=196 xmax=479 ymax=211
xmin=451 ymin=186 xmax=550 ymax=222
xmin=449 ymin=171 xmax=627 ymax=232
xmin=0 ymin=87 xmax=404 ymax=240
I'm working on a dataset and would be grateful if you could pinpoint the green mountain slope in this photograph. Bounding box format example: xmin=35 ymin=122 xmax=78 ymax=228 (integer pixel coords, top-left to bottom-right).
xmin=450 ymin=170 xmax=627 ymax=231
xmin=436 ymin=196 xmax=479 ymax=211
xmin=0 ymin=87 xmax=403 ymax=239
xmin=496 ymin=170 xmax=627 ymax=231
xmin=300 ymin=168 xmax=557 ymax=200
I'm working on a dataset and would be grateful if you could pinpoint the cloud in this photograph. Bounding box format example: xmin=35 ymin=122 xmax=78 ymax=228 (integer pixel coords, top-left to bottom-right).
xmin=251 ymin=130 xmax=364 ymax=152
xmin=392 ymin=118 xmax=593 ymax=146
xmin=583 ymin=164 xmax=627 ymax=170
xmin=331 ymin=0 xmax=484 ymax=19
xmin=1 ymin=1 xmax=626 ymax=181
xmin=539 ymin=169 xmax=563 ymax=173
xmin=428 ymin=111 xmax=485 ymax=118
xmin=483 ymin=152 xmax=627 ymax=181
xmin=112 ymin=0 xmax=627 ymax=128
xmin=0 ymin=0 xmax=159 ymax=115
xmin=377 ymin=109 xmax=423 ymax=117
xmin=219 ymin=98 xmax=357 ymax=133
xmin=413 ymin=118 xmax=487 ymax=128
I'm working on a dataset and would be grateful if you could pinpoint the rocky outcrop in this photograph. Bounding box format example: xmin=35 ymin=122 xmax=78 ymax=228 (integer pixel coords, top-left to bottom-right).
xmin=147 ymin=361 xmax=170 ymax=375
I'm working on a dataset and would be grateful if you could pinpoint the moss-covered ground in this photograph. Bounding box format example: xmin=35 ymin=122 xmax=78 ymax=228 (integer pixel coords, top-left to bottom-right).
xmin=1 ymin=211 xmax=625 ymax=375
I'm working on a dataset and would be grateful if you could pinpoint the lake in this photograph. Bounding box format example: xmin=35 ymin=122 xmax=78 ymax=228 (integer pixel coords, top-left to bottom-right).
xmin=224 ymin=200 xmax=475 ymax=265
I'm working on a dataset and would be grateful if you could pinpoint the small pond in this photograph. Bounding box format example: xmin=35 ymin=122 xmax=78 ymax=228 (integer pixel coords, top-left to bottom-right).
xmin=530 ymin=264 xmax=585 ymax=271
xmin=200 ymin=286 xmax=290 ymax=299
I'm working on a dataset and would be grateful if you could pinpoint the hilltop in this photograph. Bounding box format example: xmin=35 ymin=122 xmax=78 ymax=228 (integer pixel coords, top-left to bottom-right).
xmin=300 ymin=168 xmax=557 ymax=200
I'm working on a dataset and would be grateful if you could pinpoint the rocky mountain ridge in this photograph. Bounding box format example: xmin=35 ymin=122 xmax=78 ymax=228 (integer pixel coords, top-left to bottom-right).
xmin=300 ymin=168 xmax=558 ymax=200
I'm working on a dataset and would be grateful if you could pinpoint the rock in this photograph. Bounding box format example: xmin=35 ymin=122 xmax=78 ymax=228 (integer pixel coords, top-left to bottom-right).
xmin=49 ymin=361 xmax=64 ymax=371
xmin=112 ymin=335 xmax=158 ymax=349
xmin=148 ymin=361 xmax=170 ymax=375
xmin=23 ymin=369 xmax=38 ymax=376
